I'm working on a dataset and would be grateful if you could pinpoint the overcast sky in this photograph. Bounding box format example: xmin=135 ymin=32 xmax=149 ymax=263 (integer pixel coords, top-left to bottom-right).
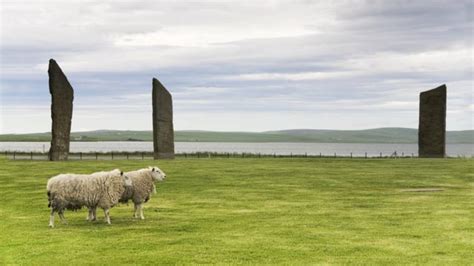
xmin=0 ymin=0 xmax=472 ymax=133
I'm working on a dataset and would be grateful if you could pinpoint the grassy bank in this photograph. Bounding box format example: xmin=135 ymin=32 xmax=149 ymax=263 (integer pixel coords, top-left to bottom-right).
xmin=0 ymin=158 xmax=472 ymax=264
xmin=1 ymin=128 xmax=473 ymax=143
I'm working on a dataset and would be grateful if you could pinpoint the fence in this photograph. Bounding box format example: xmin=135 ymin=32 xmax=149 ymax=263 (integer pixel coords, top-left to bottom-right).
xmin=0 ymin=150 xmax=445 ymax=161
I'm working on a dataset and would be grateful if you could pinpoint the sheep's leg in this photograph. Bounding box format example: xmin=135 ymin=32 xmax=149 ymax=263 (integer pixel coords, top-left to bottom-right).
xmin=86 ymin=208 xmax=94 ymax=221
xmin=133 ymin=203 xmax=139 ymax=218
xmin=103 ymin=208 xmax=111 ymax=224
xmin=86 ymin=207 xmax=97 ymax=221
xmin=139 ymin=204 xmax=145 ymax=220
xmin=49 ymin=209 xmax=55 ymax=228
xmin=59 ymin=210 xmax=67 ymax=224
xmin=92 ymin=207 xmax=97 ymax=221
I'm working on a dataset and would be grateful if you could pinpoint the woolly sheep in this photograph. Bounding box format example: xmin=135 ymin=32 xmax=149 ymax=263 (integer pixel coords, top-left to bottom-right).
xmin=46 ymin=169 xmax=132 ymax=227
xmin=118 ymin=166 xmax=166 ymax=220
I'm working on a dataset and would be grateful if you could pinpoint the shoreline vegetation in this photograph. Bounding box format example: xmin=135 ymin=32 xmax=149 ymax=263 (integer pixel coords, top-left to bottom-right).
xmin=0 ymin=127 xmax=473 ymax=144
xmin=0 ymin=151 xmax=427 ymax=160
xmin=3 ymin=152 xmax=472 ymax=161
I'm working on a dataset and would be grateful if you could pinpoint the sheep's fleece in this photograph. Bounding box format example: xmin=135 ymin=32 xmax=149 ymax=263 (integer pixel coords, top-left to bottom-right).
xmin=120 ymin=167 xmax=166 ymax=219
xmin=46 ymin=169 xmax=131 ymax=227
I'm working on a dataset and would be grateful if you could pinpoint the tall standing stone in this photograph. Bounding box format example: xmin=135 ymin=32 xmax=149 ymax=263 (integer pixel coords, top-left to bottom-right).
xmin=418 ymin=84 xmax=446 ymax=158
xmin=48 ymin=59 xmax=74 ymax=161
xmin=152 ymin=78 xmax=175 ymax=159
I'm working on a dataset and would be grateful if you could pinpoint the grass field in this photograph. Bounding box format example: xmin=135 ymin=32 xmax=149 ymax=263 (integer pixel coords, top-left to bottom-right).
xmin=0 ymin=157 xmax=472 ymax=264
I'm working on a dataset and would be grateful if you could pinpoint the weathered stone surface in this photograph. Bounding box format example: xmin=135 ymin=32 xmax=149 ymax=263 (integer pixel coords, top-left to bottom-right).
xmin=418 ymin=84 xmax=446 ymax=158
xmin=152 ymin=78 xmax=175 ymax=159
xmin=48 ymin=59 xmax=74 ymax=161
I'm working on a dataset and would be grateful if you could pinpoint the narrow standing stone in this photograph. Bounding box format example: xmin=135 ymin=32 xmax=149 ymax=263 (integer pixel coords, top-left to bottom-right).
xmin=418 ymin=84 xmax=446 ymax=158
xmin=48 ymin=59 xmax=74 ymax=161
xmin=152 ymin=78 xmax=175 ymax=159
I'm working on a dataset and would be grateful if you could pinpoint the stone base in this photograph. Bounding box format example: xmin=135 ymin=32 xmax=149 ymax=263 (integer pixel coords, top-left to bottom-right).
xmin=48 ymin=150 xmax=69 ymax=161
xmin=154 ymin=152 xmax=175 ymax=159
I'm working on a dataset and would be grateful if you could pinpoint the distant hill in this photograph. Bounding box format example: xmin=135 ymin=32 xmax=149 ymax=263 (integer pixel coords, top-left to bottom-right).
xmin=269 ymin=128 xmax=474 ymax=144
xmin=0 ymin=128 xmax=472 ymax=143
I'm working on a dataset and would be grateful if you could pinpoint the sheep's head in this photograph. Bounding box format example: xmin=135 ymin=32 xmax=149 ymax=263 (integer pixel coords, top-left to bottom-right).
xmin=121 ymin=171 xmax=133 ymax=187
xmin=149 ymin=166 xmax=166 ymax=182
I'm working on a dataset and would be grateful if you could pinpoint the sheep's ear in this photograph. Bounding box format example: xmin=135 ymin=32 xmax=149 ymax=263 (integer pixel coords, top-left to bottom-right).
xmin=152 ymin=167 xmax=155 ymax=172
xmin=120 ymin=171 xmax=124 ymax=176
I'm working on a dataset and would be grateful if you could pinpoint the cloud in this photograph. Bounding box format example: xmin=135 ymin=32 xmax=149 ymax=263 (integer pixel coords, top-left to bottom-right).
xmin=0 ymin=0 xmax=472 ymax=133
xmin=221 ymin=71 xmax=355 ymax=81
xmin=114 ymin=26 xmax=317 ymax=48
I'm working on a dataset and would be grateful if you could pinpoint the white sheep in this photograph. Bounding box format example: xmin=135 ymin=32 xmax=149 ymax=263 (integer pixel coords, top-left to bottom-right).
xmin=118 ymin=166 xmax=166 ymax=220
xmin=46 ymin=169 xmax=132 ymax=227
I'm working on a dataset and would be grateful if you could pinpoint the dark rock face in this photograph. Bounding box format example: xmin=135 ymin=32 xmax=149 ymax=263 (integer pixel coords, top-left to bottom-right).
xmin=418 ymin=84 xmax=446 ymax=158
xmin=152 ymin=78 xmax=175 ymax=159
xmin=48 ymin=59 xmax=74 ymax=161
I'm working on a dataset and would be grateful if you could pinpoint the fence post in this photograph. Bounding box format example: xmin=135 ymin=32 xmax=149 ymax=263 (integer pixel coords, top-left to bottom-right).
xmin=112 ymin=152 xmax=114 ymax=160
xmin=380 ymin=152 xmax=382 ymax=158
xmin=365 ymin=152 xmax=367 ymax=159
xmin=334 ymin=153 xmax=336 ymax=158
xmin=96 ymin=153 xmax=98 ymax=160
xmin=80 ymin=152 xmax=83 ymax=160
xmin=31 ymin=152 xmax=33 ymax=160
xmin=350 ymin=152 xmax=352 ymax=158
xmin=126 ymin=153 xmax=129 ymax=160
xmin=13 ymin=152 xmax=16 ymax=160
xmin=411 ymin=153 xmax=414 ymax=158
xmin=142 ymin=152 xmax=144 ymax=160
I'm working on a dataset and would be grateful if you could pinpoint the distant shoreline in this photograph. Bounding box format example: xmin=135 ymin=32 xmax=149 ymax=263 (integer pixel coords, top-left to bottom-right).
xmin=1 ymin=140 xmax=474 ymax=144
xmin=0 ymin=128 xmax=472 ymax=144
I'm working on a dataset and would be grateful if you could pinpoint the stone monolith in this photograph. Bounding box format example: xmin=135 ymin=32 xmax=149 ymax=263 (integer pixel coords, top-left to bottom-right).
xmin=152 ymin=78 xmax=175 ymax=159
xmin=48 ymin=59 xmax=74 ymax=161
xmin=418 ymin=84 xmax=446 ymax=158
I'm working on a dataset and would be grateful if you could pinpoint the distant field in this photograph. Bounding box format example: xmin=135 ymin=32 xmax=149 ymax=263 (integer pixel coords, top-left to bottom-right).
xmin=0 ymin=128 xmax=473 ymax=143
xmin=0 ymin=157 xmax=472 ymax=264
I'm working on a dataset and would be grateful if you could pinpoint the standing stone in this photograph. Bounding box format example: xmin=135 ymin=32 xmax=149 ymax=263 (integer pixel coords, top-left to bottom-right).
xmin=418 ymin=84 xmax=446 ymax=158
xmin=152 ymin=78 xmax=175 ymax=159
xmin=48 ymin=59 xmax=74 ymax=161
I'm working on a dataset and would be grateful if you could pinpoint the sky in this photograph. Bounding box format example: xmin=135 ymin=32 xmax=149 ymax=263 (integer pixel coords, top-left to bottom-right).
xmin=0 ymin=0 xmax=472 ymax=134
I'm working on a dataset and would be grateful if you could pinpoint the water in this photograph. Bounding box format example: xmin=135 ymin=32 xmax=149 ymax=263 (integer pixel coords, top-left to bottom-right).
xmin=0 ymin=142 xmax=472 ymax=157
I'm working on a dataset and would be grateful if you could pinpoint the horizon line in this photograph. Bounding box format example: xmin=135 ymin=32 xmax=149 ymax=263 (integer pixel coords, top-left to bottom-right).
xmin=1 ymin=127 xmax=474 ymax=135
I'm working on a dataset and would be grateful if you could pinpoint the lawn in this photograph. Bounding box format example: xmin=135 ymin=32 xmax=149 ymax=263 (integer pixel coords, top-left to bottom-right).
xmin=0 ymin=157 xmax=472 ymax=264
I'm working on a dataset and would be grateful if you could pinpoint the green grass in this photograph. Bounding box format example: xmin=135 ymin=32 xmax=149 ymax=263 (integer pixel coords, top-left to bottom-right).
xmin=0 ymin=157 xmax=472 ymax=264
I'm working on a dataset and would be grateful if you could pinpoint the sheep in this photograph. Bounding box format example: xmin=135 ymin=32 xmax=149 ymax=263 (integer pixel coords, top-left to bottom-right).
xmin=118 ymin=166 xmax=166 ymax=220
xmin=46 ymin=169 xmax=132 ymax=227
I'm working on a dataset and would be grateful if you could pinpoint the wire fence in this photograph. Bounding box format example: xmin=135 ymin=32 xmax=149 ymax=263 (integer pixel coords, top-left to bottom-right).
xmin=2 ymin=150 xmax=470 ymax=160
